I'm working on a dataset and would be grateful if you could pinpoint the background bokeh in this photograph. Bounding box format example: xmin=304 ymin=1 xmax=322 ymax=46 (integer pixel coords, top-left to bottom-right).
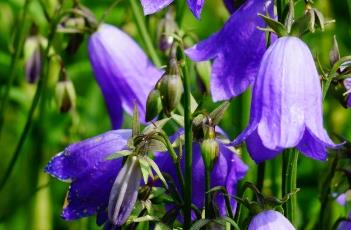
xmin=0 ymin=0 xmax=350 ymax=229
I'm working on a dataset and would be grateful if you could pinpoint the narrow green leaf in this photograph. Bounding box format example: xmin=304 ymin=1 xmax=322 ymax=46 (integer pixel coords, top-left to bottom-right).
xmin=154 ymin=223 xmax=172 ymax=230
xmin=258 ymin=14 xmax=288 ymax=37
xmin=144 ymin=157 xmax=168 ymax=189
xmin=106 ymin=150 xmax=132 ymax=160
xmin=209 ymin=101 xmax=230 ymax=125
xmin=214 ymin=217 xmax=240 ymax=230
xmin=139 ymin=157 xmax=150 ymax=184
xmin=171 ymin=114 xmax=184 ymax=127
xmin=132 ymin=215 xmax=160 ymax=223
xmin=143 ymin=118 xmax=170 ymax=135
xmin=133 ymin=104 xmax=140 ymax=137
xmin=189 ymin=219 xmax=210 ymax=230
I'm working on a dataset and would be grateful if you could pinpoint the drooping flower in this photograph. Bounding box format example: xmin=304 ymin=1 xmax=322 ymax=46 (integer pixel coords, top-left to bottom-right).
xmin=88 ymin=24 xmax=163 ymax=129
xmin=248 ymin=210 xmax=295 ymax=230
xmin=155 ymin=130 xmax=248 ymax=215
xmin=140 ymin=0 xmax=205 ymax=19
xmin=185 ymin=0 xmax=274 ymax=101
xmin=338 ymin=213 xmax=351 ymax=230
xmin=45 ymin=129 xmax=131 ymax=224
xmin=232 ymin=36 xmax=338 ymax=163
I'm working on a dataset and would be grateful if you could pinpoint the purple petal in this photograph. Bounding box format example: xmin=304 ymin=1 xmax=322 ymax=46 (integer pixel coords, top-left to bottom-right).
xmin=256 ymin=37 xmax=306 ymax=150
xmin=337 ymin=212 xmax=351 ymax=230
xmin=108 ymin=156 xmax=142 ymax=226
xmin=248 ymin=210 xmax=295 ymax=230
xmin=88 ymin=24 xmax=163 ymax=128
xmin=61 ymin=159 xmax=121 ymax=220
xmin=45 ymin=129 xmax=131 ymax=181
xmin=186 ymin=0 xmax=205 ymax=19
xmin=223 ymin=0 xmax=235 ymax=14
xmin=296 ymin=128 xmax=327 ymax=161
xmin=185 ymin=0 xmax=273 ymax=101
xmin=140 ymin=0 xmax=174 ymax=15
xmin=336 ymin=193 xmax=347 ymax=206
xmin=246 ymin=130 xmax=282 ymax=163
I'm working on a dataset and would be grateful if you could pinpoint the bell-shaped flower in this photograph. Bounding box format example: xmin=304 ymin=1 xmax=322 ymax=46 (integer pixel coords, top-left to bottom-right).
xmin=88 ymin=24 xmax=163 ymax=129
xmin=248 ymin=210 xmax=295 ymax=230
xmin=232 ymin=36 xmax=338 ymax=163
xmin=45 ymin=129 xmax=131 ymax=223
xmin=337 ymin=213 xmax=351 ymax=230
xmin=155 ymin=129 xmax=248 ymax=216
xmin=108 ymin=156 xmax=142 ymax=226
xmin=185 ymin=0 xmax=274 ymax=101
xmin=140 ymin=0 xmax=205 ymax=19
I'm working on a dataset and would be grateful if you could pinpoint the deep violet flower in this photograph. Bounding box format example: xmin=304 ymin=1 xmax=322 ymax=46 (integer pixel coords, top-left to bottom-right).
xmin=155 ymin=133 xmax=248 ymax=215
xmin=88 ymin=24 xmax=163 ymax=129
xmin=233 ymin=36 xmax=338 ymax=163
xmin=140 ymin=0 xmax=205 ymax=19
xmin=338 ymin=213 xmax=351 ymax=230
xmin=185 ymin=0 xmax=274 ymax=101
xmin=248 ymin=210 xmax=295 ymax=230
xmin=45 ymin=128 xmax=247 ymax=228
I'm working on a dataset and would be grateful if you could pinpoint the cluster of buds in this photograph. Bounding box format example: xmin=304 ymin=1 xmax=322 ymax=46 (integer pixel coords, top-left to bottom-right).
xmin=146 ymin=44 xmax=183 ymax=120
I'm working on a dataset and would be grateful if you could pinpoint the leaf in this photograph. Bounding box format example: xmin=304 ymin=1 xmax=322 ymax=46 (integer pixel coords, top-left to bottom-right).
xmin=139 ymin=157 xmax=150 ymax=184
xmin=171 ymin=114 xmax=184 ymax=127
xmin=143 ymin=118 xmax=171 ymax=135
xmin=132 ymin=215 xmax=160 ymax=223
xmin=154 ymin=223 xmax=172 ymax=230
xmin=190 ymin=93 xmax=198 ymax=113
xmin=144 ymin=157 xmax=168 ymax=189
xmin=213 ymin=217 xmax=240 ymax=230
xmin=258 ymin=14 xmax=288 ymax=37
xmin=106 ymin=150 xmax=132 ymax=160
xmin=189 ymin=219 xmax=210 ymax=230
xmin=209 ymin=101 xmax=230 ymax=125
xmin=133 ymin=104 xmax=140 ymax=137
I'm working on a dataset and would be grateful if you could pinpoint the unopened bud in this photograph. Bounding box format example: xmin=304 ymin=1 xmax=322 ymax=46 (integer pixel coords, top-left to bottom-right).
xmin=201 ymin=138 xmax=219 ymax=171
xmin=24 ymin=36 xmax=43 ymax=83
xmin=157 ymin=9 xmax=178 ymax=51
xmin=55 ymin=79 xmax=76 ymax=113
xmin=159 ymin=59 xmax=183 ymax=116
xmin=145 ymin=89 xmax=162 ymax=121
xmin=108 ymin=156 xmax=142 ymax=226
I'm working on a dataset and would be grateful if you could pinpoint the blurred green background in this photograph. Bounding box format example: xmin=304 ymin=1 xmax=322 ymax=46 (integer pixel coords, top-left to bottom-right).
xmin=0 ymin=0 xmax=350 ymax=229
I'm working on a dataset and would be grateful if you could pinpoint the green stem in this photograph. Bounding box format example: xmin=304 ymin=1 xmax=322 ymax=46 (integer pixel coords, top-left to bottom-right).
xmin=180 ymin=46 xmax=193 ymax=229
xmin=282 ymin=149 xmax=299 ymax=226
xmin=270 ymin=156 xmax=282 ymax=198
xmin=0 ymin=0 xmax=31 ymax=138
xmin=0 ymin=8 xmax=62 ymax=192
xmin=129 ymin=0 xmax=161 ymax=67
xmin=204 ymin=168 xmax=211 ymax=219
xmin=256 ymin=162 xmax=265 ymax=192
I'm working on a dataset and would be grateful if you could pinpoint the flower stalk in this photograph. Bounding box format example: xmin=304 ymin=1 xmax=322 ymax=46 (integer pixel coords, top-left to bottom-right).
xmin=180 ymin=45 xmax=193 ymax=229
xmin=282 ymin=149 xmax=299 ymax=226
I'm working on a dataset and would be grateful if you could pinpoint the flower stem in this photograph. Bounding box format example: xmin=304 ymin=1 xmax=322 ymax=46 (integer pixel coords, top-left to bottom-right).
xmin=0 ymin=0 xmax=31 ymax=138
xmin=129 ymin=0 xmax=162 ymax=67
xmin=180 ymin=46 xmax=193 ymax=229
xmin=205 ymin=168 xmax=211 ymax=219
xmin=0 ymin=7 xmax=62 ymax=192
xmin=282 ymin=149 xmax=299 ymax=226
xmin=256 ymin=162 xmax=265 ymax=192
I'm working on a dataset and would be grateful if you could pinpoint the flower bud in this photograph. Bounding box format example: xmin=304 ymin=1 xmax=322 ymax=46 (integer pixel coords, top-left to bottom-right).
xmin=108 ymin=156 xmax=142 ymax=226
xmin=159 ymin=59 xmax=183 ymax=116
xmin=24 ymin=36 xmax=43 ymax=83
xmin=157 ymin=9 xmax=178 ymax=51
xmin=201 ymin=138 xmax=219 ymax=171
xmin=55 ymin=72 xmax=76 ymax=113
xmin=248 ymin=210 xmax=295 ymax=230
xmin=145 ymin=89 xmax=162 ymax=121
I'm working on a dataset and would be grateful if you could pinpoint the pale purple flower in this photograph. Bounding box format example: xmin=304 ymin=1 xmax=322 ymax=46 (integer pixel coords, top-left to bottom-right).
xmin=233 ymin=36 xmax=338 ymax=163
xmin=88 ymin=24 xmax=163 ymax=129
xmin=248 ymin=210 xmax=295 ymax=230
xmin=185 ymin=0 xmax=274 ymax=101
xmin=140 ymin=0 xmax=205 ymax=19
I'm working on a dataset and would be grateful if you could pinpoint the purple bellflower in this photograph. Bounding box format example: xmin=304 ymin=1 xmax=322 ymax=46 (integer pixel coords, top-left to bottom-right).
xmin=88 ymin=24 xmax=163 ymax=129
xmin=185 ymin=0 xmax=274 ymax=101
xmin=338 ymin=213 xmax=351 ymax=230
xmin=45 ymin=128 xmax=247 ymax=228
xmin=248 ymin=210 xmax=295 ymax=230
xmin=155 ymin=132 xmax=248 ymax=216
xmin=232 ymin=36 xmax=338 ymax=163
xmin=45 ymin=129 xmax=131 ymax=226
xmin=140 ymin=0 xmax=205 ymax=19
